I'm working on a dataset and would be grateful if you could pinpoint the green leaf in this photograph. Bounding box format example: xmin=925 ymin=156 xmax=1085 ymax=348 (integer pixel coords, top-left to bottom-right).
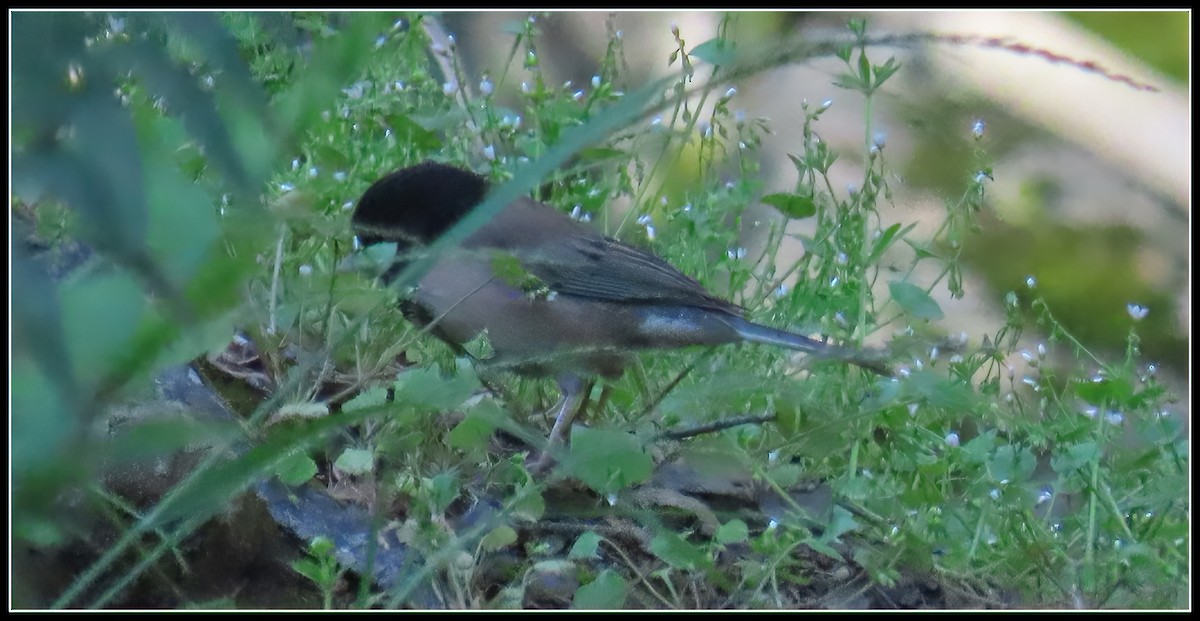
xmin=716 ymin=519 xmax=749 ymax=545
xmin=334 ymin=448 xmax=374 ymax=475
xmin=761 ymin=192 xmax=816 ymax=219
xmin=448 ymin=413 xmax=496 ymax=451
xmin=573 ymin=569 xmax=627 ymax=610
xmin=1052 ymin=442 xmax=1099 ymax=474
xmin=276 ymin=452 xmax=318 ymax=485
xmin=867 ymin=222 xmax=914 ymax=264
xmin=823 ymin=505 xmax=858 ymax=542
xmin=481 ymin=525 xmax=518 ymax=551
xmin=649 ymin=531 xmax=711 ymax=571
xmin=383 ymin=112 xmax=442 ymax=151
xmin=563 ymin=427 xmax=653 ymax=495
xmin=568 ymin=531 xmax=603 ymax=560
xmin=986 ymin=444 xmax=1036 ymax=483
xmin=342 ymin=386 xmax=390 ymax=413
xmin=888 ymin=281 xmax=944 ymax=320
xmin=426 ymin=472 xmax=460 ymax=514
xmin=961 ymin=430 xmax=996 ymax=464
xmin=690 ymin=37 xmax=738 ymax=66
xmin=1073 ymin=377 xmax=1134 ymax=407
xmin=392 ymin=363 xmax=481 ymax=412
xmin=60 ymin=270 xmax=147 ymax=388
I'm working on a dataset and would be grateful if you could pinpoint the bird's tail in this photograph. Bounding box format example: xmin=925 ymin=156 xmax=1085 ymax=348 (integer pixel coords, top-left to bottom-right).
xmin=728 ymin=317 xmax=892 ymax=376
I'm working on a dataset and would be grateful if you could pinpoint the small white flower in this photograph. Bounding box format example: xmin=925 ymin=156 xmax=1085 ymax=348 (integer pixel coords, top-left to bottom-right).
xmin=724 ymin=86 xmax=737 ymax=99
xmin=1126 ymin=303 xmax=1149 ymax=320
xmin=1025 ymin=275 xmax=1037 ymax=288
xmin=333 ymin=171 xmax=347 ymax=182
xmin=645 ymin=225 xmax=656 ymax=241
xmin=482 ymin=145 xmax=495 ymax=161
xmin=298 ymin=264 xmax=312 ymax=276
xmin=479 ymin=78 xmax=493 ymax=96
xmin=591 ymin=75 xmax=601 ymax=88
xmin=819 ymin=98 xmax=833 ymax=111
xmin=944 ymin=432 xmax=959 ymax=448
xmin=374 ymin=34 xmax=387 ymax=48
xmin=307 ymin=167 xmax=319 ymax=178
xmin=872 ymin=131 xmax=887 ymax=149
xmin=971 ymin=119 xmax=986 ymax=139
xmin=442 ymin=81 xmax=458 ymax=96
xmin=774 ymin=284 xmax=789 ymax=298
xmin=279 ymin=183 xmax=295 ymax=192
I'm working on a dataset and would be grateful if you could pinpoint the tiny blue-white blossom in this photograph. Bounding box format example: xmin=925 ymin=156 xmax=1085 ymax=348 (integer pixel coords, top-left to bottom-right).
xmin=1025 ymin=275 xmax=1037 ymax=288
xmin=591 ymin=75 xmax=601 ymax=88
xmin=333 ymin=171 xmax=347 ymax=182
xmin=374 ymin=34 xmax=387 ymax=48
xmin=637 ymin=214 xmax=653 ymax=226
xmin=482 ymin=145 xmax=495 ymax=161
xmin=298 ymin=264 xmax=313 ymax=276
xmin=724 ymin=86 xmax=737 ymax=99
xmin=945 ymin=432 xmax=960 ymax=448
xmin=971 ymin=119 xmax=986 ymax=139
xmin=308 ymin=167 xmax=319 ymax=178
xmin=479 ymin=78 xmax=493 ymax=96
xmin=1126 ymin=303 xmax=1149 ymax=320
xmin=818 ymin=98 xmax=833 ymax=112
xmin=645 ymin=225 xmax=656 ymax=241
xmin=872 ymin=131 xmax=887 ymax=149
xmin=442 ymin=81 xmax=458 ymax=96
xmin=279 ymin=182 xmax=295 ymax=192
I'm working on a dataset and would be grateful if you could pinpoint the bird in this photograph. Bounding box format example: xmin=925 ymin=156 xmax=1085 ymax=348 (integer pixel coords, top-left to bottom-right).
xmin=350 ymin=161 xmax=889 ymax=467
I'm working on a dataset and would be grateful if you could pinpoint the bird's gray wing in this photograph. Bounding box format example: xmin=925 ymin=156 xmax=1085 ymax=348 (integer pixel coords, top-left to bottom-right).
xmin=517 ymin=234 xmax=742 ymax=314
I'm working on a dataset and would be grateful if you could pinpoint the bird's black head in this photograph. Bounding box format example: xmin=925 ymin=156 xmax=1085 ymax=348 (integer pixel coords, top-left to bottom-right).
xmin=351 ymin=161 xmax=490 ymax=247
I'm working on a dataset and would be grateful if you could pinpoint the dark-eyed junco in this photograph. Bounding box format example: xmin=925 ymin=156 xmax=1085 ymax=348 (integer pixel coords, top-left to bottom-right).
xmin=351 ymin=161 xmax=889 ymax=463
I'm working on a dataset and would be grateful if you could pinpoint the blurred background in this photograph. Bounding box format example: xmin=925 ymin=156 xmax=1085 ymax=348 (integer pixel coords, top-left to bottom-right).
xmin=444 ymin=9 xmax=1190 ymax=401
